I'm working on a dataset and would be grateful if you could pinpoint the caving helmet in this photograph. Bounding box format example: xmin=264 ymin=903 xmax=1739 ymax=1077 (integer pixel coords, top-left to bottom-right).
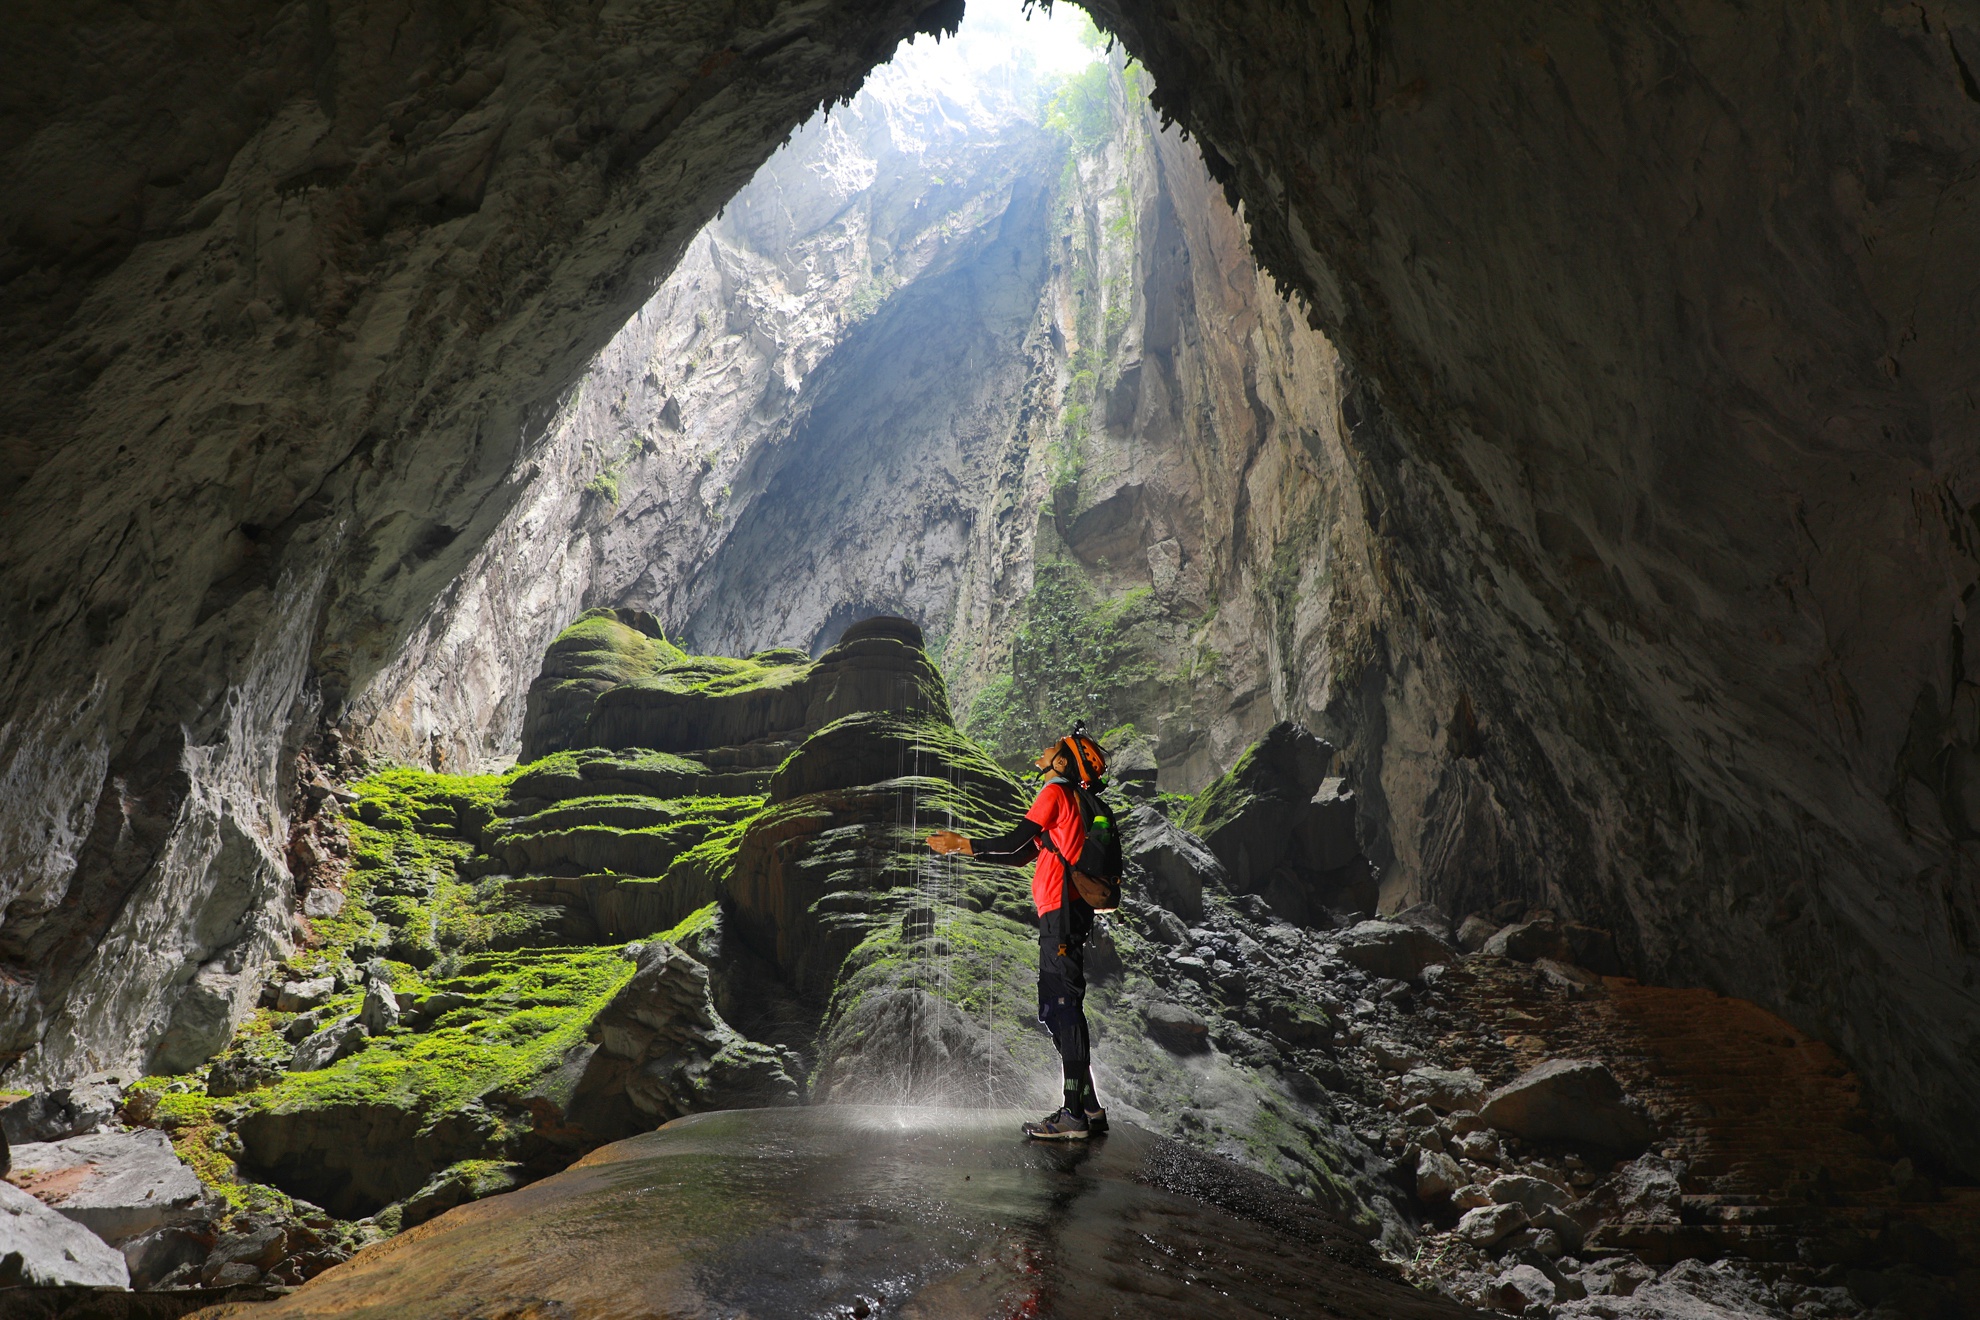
xmin=1036 ymin=720 xmax=1107 ymax=786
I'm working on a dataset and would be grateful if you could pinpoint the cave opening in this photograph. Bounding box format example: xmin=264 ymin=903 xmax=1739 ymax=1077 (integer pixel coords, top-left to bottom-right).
xmin=378 ymin=0 xmax=1355 ymax=803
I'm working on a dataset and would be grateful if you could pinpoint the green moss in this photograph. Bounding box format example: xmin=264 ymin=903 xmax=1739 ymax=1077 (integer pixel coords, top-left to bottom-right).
xmin=267 ymin=948 xmax=634 ymax=1114
xmin=1182 ymin=741 xmax=1264 ymax=839
xmin=540 ymin=610 xmax=685 ymax=685
xmin=626 ymin=652 xmax=813 ymax=698
xmin=966 ymin=560 xmax=1164 ymax=765
xmin=659 ymin=902 xmax=721 ymax=946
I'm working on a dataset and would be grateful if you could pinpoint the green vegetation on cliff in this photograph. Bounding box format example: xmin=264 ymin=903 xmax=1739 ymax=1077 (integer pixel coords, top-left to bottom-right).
xmin=965 ymin=560 xmax=1164 ymax=765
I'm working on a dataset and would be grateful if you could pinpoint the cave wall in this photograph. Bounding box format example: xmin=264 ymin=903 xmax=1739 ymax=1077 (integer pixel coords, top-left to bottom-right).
xmin=1078 ymin=0 xmax=1980 ymax=1167
xmin=3 ymin=0 xmax=1978 ymax=1171
xmin=0 ymin=0 xmax=960 ymax=1084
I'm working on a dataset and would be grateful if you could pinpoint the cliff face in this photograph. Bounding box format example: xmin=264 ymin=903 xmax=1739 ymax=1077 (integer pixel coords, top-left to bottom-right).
xmin=1074 ymin=0 xmax=1980 ymax=1165
xmin=0 ymin=0 xmax=959 ymax=1088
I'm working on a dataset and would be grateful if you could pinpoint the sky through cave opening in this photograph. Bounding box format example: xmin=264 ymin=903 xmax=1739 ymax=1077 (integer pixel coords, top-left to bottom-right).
xmin=413 ymin=0 xmax=1357 ymax=799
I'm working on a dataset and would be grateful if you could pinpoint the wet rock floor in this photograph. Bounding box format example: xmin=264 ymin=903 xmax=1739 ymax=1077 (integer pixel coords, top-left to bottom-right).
xmin=181 ymin=1107 xmax=1470 ymax=1320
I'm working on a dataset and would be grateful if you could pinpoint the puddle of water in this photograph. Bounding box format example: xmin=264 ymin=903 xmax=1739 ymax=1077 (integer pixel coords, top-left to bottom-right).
xmin=195 ymin=1107 xmax=1473 ymax=1319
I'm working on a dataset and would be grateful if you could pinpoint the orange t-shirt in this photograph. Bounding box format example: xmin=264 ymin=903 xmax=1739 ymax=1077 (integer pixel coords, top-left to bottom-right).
xmin=1025 ymin=781 xmax=1086 ymax=915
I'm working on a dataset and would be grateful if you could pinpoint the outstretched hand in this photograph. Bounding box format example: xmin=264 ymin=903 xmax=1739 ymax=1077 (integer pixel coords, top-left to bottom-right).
xmin=926 ymin=830 xmax=972 ymax=856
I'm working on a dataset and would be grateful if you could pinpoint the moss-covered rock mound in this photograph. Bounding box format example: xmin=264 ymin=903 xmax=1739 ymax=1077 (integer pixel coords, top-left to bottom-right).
xmin=121 ymin=615 xmax=1399 ymax=1282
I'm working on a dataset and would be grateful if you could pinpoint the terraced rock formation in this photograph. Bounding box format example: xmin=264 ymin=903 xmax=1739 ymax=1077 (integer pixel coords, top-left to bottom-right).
xmin=48 ymin=617 xmax=1404 ymax=1287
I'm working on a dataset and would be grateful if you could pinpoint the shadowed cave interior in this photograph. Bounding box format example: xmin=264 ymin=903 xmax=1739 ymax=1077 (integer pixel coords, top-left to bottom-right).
xmin=1 ymin=0 xmax=1979 ymax=1314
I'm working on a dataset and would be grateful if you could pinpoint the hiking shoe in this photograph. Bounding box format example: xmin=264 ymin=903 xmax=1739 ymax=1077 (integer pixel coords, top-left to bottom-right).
xmin=1084 ymin=1107 xmax=1109 ymax=1134
xmin=1021 ymin=1107 xmax=1090 ymax=1140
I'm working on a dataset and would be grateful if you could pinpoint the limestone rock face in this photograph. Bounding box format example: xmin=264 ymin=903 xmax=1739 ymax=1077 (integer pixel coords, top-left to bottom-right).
xmin=1073 ymin=0 xmax=1980 ymax=1170
xmin=1186 ymin=723 xmax=1380 ymax=922
xmin=0 ymin=0 xmax=956 ymax=1094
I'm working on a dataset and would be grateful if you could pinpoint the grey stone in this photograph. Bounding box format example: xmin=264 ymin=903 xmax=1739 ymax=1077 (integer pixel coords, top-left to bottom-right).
xmin=289 ymin=1017 xmax=369 ymax=1072
xmin=1456 ymin=915 xmax=1500 ymax=953
xmin=589 ymin=941 xmax=801 ymax=1115
xmin=1556 ymin=1259 xmax=1782 ymax=1320
xmin=0 ymin=1178 xmax=130 ymax=1288
xmin=122 ymin=1225 xmax=210 ymax=1289
xmin=1452 ymin=1183 xmax=1494 ymax=1210
xmin=150 ymin=947 xmax=268 ymax=1075
xmin=359 ymin=978 xmax=402 ymax=1035
xmin=1365 ymin=1037 xmax=1420 ymax=1073
xmin=1489 ymin=1172 xmax=1571 ymax=1216
xmin=3 ymin=1128 xmax=206 ymax=1244
xmin=1495 ymin=1262 xmax=1562 ymax=1309
xmin=0 ymin=1076 xmax=125 ymax=1143
xmin=302 ymin=887 xmax=347 ymax=919
xmin=1456 ymin=1200 xmax=1528 ymax=1246
xmin=1139 ymin=907 xmax=1191 ymax=946
xmin=1480 ymin=917 xmax=1561 ymax=963
xmin=1333 ymin=920 xmax=1453 ymax=980
xmin=1415 ymin=1149 xmax=1463 ymax=1201
xmin=1399 ymin=1066 xmax=1486 ymax=1113
xmin=1456 ymin=1129 xmax=1503 ymax=1164
xmin=1143 ymin=1001 xmax=1212 ymax=1054
xmin=1575 ymin=1153 xmax=1684 ymax=1225
xmin=1124 ymin=805 xmax=1216 ymax=922
xmin=1481 ymin=1059 xmax=1652 ymax=1153
xmin=276 ymin=976 xmax=335 ymax=1013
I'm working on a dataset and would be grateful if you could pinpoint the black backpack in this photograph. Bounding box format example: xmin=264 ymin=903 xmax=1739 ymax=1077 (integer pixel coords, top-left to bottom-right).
xmin=1040 ymin=780 xmax=1124 ymax=912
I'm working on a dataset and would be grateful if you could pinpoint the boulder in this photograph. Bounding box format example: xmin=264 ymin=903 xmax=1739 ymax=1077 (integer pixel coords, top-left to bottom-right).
xmin=276 ymin=976 xmax=335 ymax=1013
xmin=1480 ymin=1059 xmax=1653 ymax=1153
xmin=583 ymin=942 xmax=801 ymax=1119
xmin=302 ymin=887 xmax=346 ymax=919
xmin=1456 ymin=1200 xmax=1528 ymax=1246
xmin=1399 ymin=1066 xmax=1486 ymax=1113
xmin=399 ymin=1161 xmax=531 ymax=1230
xmin=1183 ymin=724 xmax=1378 ymax=920
xmin=200 ymin=1219 xmax=288 ymax=1286
xmin=3 ymin=1129 xmax=205 ymax=1245
xmin=288 ymin=1018 xmax=368 ymax=1072
xmin=0 ymin=1179 xmax=130 ymax=1288
xmin=1333 ymin=920 xmax=1453 ymax=980
xmin=1489 ymin=1173 xmax=1571 ymax=1216
xmin=1384 ymin=902 xmax=1454 ymax=941
xmin=1561 ymin=923 xmax=1625 ymax=976
xmin=1575 ymin=1154 xmax=1684 ymax=1224
xmin=358 ymin=979 xmax=401 ymax=1034
xmin=1495 ymin=1263 xmax=1562 ymax=1310
xmin=1415 ymin=1150 xmax=1463 ymax=1201
xmin=1248 ymin=996 xmax=1333 ymax=1048
xmin=1124 ymin=804 xmax=1216 ymax=921
xmin=122 ymin=1224 xmax=209 ymax=1289
xmin=1480 ymin=917 xmax=1561 ymax=962
xmin=1143 ymin=1001 xmax=1212 ymax=1054
xmin=1 ymin=1076 xmax=126 ymax=1143
xmin=1456 ymin=915 xmax=1500 ymax=952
